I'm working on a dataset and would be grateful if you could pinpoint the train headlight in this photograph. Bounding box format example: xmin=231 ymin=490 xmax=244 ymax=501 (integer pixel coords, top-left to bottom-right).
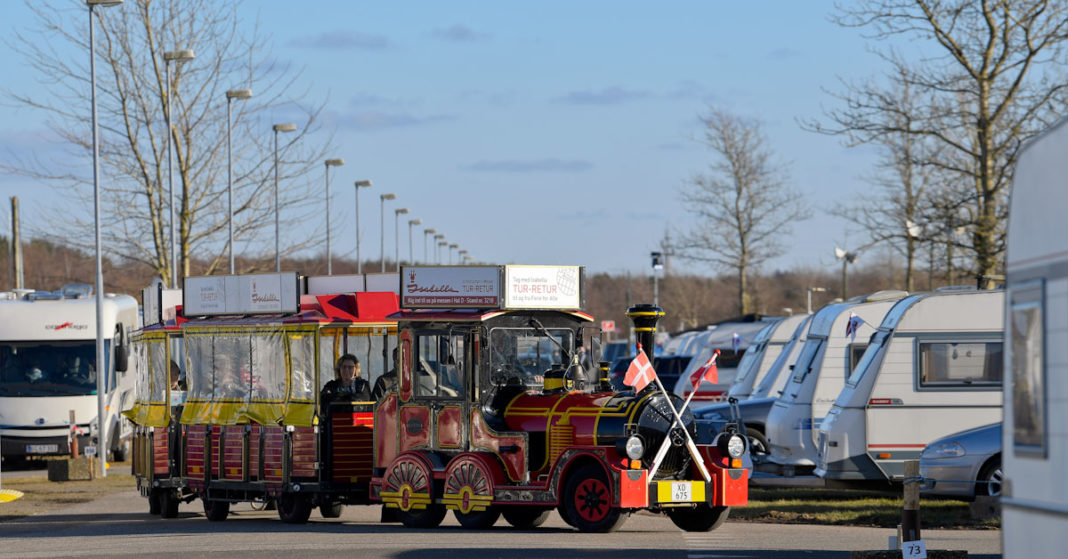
xmin=617 ymin=435 xmax=645 ymax=460
xmin=726 ymin=434 xmax=745 ymax=458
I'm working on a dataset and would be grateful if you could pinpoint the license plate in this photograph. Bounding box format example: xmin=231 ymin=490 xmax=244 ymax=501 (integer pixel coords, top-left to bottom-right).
xmin=671 ymin=482 xmax=692 ymax=502
xmin=26 ymin=444 xmax=59 ymax=454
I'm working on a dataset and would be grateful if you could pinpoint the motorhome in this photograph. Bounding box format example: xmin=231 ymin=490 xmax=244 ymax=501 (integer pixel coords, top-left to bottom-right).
xmin=672 ymin=318 xmax=781 ymax=403
xmin=764 ymin=291 xmax=907 ymax=475
xmin=728 ymin=313 xmax=810 ymax=401
xmin=1001 ymin=117 xmax=1068 ymax=556
xmin=0 ymin=284 xmax=138 ymax=462
xmin=815 ymin=289 xmax=1003 ymax=484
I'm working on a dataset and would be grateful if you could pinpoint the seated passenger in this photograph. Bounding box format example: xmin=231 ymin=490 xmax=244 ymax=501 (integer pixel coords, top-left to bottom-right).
xmin=371 ymin=347 xmax=399 ymax=400
xmin=321 ymin=354 xmax=371 ymax=410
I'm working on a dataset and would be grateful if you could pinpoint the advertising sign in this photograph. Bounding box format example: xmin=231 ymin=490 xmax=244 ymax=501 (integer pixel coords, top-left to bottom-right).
xmin=305 ymin=274 xmax=365 ymax=295
xmin=400 ymin=266 xmax=499 ymax=308
xmin=141 ymin=280 xmax=183 ymax=326
xmin=183 ymin=272 xmax=299 ymax=316
xmin=503 ymin=265 xmax=583 ymax=310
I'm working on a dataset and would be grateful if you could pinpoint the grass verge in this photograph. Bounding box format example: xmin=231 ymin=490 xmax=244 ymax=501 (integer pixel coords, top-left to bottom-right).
xmin=0 ymin=473 xmax=135 ymax=522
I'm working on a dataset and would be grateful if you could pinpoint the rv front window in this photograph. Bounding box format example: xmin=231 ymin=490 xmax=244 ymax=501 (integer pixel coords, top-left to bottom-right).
xmin=0 ymin=341 xmax=103 ymax=397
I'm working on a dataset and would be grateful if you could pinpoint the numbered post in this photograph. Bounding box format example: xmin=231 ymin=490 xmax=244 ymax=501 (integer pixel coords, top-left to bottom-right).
xmin=902 ymin=460 xmax=922 ymax=543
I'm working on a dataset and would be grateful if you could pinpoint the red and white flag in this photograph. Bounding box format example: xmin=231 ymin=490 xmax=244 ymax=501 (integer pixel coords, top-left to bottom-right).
xmin=845 ymin=311 xmax=865 ymax=341
xmin=731 ymin=333 xmax=742 ymax=354
xmin=624 ymin=348 xmax=657 ymax=392
xmin=691 ymin=350 xmax=720 ymax=386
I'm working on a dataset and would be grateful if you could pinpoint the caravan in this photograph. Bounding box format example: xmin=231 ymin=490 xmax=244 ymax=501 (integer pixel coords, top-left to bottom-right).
xmin=672 ymin=318 xmax=781 ymax=403
xmin=1001 ymin=117 xmax=1068 ymax=556
xmin=728 ymin=313 xmax=810 ymax=401
xmin=763 ymin=291 xmax=907 ymax=475
xmin=815 ymin=289 xmax=1003 ymax=483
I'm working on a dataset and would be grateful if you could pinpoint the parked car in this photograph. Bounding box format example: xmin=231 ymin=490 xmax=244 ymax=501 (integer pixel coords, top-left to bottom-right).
xmin=608 ymin=354 xmax=692 ymax=393
xmin=919 ymin=422 xmax=1001 ymax=500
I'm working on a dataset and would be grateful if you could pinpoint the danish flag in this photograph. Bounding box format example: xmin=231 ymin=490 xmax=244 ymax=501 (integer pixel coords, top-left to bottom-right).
xmin=845 ymin=311 xmax=865 ymax=341
xmin=731 ymin=333 xmax=742 ymax=354
xmin=623 ymin=347 xmax=657 ymax=392
xmin=692 ymin=350 xmax=720 ymax=386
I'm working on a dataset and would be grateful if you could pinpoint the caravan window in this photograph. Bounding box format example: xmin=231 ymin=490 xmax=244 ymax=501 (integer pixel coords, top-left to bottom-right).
xmin=848 ymin=343 xmax=868 ymax=377
xmin=847 ymin=331 xmax=890 ymax=386
xmin=918 ymin=341 xmax=1002 ymax=388
xmin=1010 ymin=280 xmax=1046 ymax=456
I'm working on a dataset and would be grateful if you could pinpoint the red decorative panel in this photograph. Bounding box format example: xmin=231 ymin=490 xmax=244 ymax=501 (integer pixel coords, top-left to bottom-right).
xmin=290 ymin=426 xmax=317 ymax=479
xmin=223 ymin=426 xmax=245 ymax=481
xmin=185 ymin=425 xmax=206 ymax=479
xmin=249 ymin=424 xmax=262 ymax=480
xmin=399 ymin=405 xmax=431 ymax=452
xmin=331 ymin=411 xmax=374 ymax=484
xmin=374 ymin=393 xmax=399 ymax=469
xmin=211 ymin=428 xmax=222 ymax=478
xmin=263 ymin=426 xmax=284 ymax=482
xmin=469 ymin=409 xmax=527 ymax=482
xmin=436 ymin=406 xmax=463 ymax=448
xmin=153 ymin=427 xmax=169 ymax=476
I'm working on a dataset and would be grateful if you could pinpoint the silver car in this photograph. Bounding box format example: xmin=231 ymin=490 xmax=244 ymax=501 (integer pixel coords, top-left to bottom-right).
xmin=919 ymin=422 xmax=1001 ymax=500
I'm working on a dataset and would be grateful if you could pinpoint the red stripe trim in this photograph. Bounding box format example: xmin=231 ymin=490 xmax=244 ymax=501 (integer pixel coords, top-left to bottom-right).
xmin=867 ymin=444 xmax=926 ymax=448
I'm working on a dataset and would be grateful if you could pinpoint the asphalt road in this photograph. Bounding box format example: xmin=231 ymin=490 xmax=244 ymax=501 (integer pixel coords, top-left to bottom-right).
xmin=0 ymin=486 xmax=1001 ymax=559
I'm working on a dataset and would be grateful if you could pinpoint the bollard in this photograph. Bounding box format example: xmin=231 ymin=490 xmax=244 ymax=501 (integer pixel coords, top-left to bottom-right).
xmin=902 ymin=460 xmax=921 ymax=543
xmin=69 ymin=410 xmax=79 ymax=458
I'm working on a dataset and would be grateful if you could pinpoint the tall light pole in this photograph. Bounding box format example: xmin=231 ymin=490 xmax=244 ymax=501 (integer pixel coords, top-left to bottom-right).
xmin=651 ymin=252 xmax=664 ymax=306
xmin=422 ymin=228 xmax=436 ymax=264
xmin=806 ymin=286 xmax=827 ymax=314
xmin=449 ymin=243 xmax=458 ymax=264
xmin=458 ymin=249 xmax=468 ymax=265
xmin=394 ymin=208 xmax=409 ymax=270
xmin=438 ymin=240 xmax=448 ymax=264
xmin=323 ymin=158 xmax=345 ymax=274
xmin=88 ymin=0 xmax=123 ymax=479
xmin=225 ymin=88 xmax=251 ymax=274
xmin=408 ymin=218 xmax=421 ymax=265
xmin=379 ymin=193 xmax=396 ymax=272
xmin=434 ymin=234 xmax=445 ymax=263
xmin=834 ymin=247 xmax=859 ymax=300
xmin=353 ymin=180 xmax=372 ymax=274
xmin=272 ymin=123 xmax=297 ymax=272
xmin=163 ymin=48 xmax=194 ymax=288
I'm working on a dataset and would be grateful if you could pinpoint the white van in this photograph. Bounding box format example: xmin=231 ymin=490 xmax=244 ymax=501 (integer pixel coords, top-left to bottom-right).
xmin=728 ymin=313 xmax=810 ymax=401
xmin=1001 ymin=117 xmax=1068 ymax=556
xmin=815 ymin=289 xmax=1003 ymax=483
xmin=672 ymin=318 xmax=781 ymax=404
xmin=764 ymin=291 xmax=907 ymax=475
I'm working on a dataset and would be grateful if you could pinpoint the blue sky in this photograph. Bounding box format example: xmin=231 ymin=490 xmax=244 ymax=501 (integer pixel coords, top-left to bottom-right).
xmin=1 ymin=1 xmax=900 ymax=278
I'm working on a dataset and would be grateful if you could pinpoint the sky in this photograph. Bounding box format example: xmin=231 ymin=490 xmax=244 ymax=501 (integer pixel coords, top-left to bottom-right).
xmin=0 ymin=1 xmax=904 ymax=280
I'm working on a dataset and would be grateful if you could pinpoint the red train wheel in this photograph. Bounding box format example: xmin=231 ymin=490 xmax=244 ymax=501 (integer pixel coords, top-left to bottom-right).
xmin=445 ymin=457 xmax=499 ymax=529
xmin=384 ymin=454 xmax=445 ymax=529
xmin=562 ymin=464 xmax=626 ymax=532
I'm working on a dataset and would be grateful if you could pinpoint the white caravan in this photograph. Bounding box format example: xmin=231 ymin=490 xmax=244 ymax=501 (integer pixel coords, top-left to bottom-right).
xmin=728 ymin=313 xmax=810 ymax=401
xmin=764 ymin=291 xmax=907 ymax=475
xmin=0 ymin=285 xmax=138 ymax=461
xmin=672 ymin=318 xmax=781 ymax=404
xmin=1001 ymin=118 xmax=1068 ymax=557
xmin=815 ymin=289 xmax=1003 ymax=483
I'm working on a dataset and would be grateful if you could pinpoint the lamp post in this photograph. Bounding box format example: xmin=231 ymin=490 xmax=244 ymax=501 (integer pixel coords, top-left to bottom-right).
xmin=379 ymin=193 xmax=396 ymax=272
xmin=434 ymin=234 xmax=445 ymax=264
xmin=394 ymin=208 xmax=409 ymax=271
xmin=87 ymin=0 xmax=124 ymax=479
xmin=423 ymin=228 xmax=436 ymax=265
xmin=163 ymin=48 xmax=194 ymax=288
xmin=806 ymin=286 xmax=827 ymax=314
xmin=449 ymin=243 xmax=458 ymax=265
xmin=353 ymin=180 xmax=372 ymax=274
xmin=651 ymin=252 xmax=664 ymax=306
xmin=834 ymin=247 xmax=859 ymax=300
xmin=272 ymin=123 xmax=297 ymax=272
xmin=323 ymin=158 xmax=345 ymax=274
xmin=458 ymin=249 xmax=467 ymax=265
xmin=225 ymin=88 xmax=251 ymax=274
xmin=408 ymin=218 xmax=421 ymax=265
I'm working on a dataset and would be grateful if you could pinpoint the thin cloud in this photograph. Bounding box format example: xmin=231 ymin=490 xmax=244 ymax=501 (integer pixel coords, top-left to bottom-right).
xmin=329 ymin=110 xmax=454 ymax=131
xmin=288 ymin=31 xmax=390 ymax=50
xmin=555 ymin=86 xmax=651 ymax=105
xmin=465 ymin=158 xmax=593 ymax=173
xmin=430 ymin=24 xmax=490 ymax=42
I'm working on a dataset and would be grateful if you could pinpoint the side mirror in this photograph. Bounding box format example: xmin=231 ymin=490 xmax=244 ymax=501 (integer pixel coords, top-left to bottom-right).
xmin=115 ymin=344 xmax=129 ymax=373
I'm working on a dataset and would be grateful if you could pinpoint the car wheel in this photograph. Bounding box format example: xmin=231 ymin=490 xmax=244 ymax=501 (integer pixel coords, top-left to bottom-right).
xmin=977 ymin=457 xmax=1002 ymax=498
xmin=202 ymin=498 xmax=229 ymax=522
xmin=746 ymin=428 xmax=768 ymax=457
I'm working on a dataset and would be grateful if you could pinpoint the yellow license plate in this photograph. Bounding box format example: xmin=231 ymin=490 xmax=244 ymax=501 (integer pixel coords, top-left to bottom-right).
xmin=656 ymin=481 xmax=705 ymax=503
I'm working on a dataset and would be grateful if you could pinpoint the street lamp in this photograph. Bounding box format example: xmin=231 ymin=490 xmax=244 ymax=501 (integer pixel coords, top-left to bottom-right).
xmin=353 ymin=180 xmax=372 ymax=274
xmin=323 ymin=158 xmax=345 ymax=274
xmin=394 ymin=208 xmax=409 ymax=271
xmin=379 ymin=193 xmax=396 ymax=272
xmin=438 ymin=240 xmax=448 ymax=264
xmin=422 ymin=228 xmax=436 ymax=264
xmin=651 ymin=251 xmax=664 ymax=306
xmin=834 ymin=247 xmax=859 ymax=300
xmin=225 ymin=88 xmax=252 ymax=274
xmin=87 ymin=0 xmax=124 ymax=479
xmin=163 ymin=47 xmax=194 ymax=288
xmin=806 ymin=286 xmax=827 ymax=314
xmin=458 ymin=249 xmax=468 ymax=265
xmin=272 ymin=123 xmax=297 ymax=272
xmin=434 ymin=234 xmax=445 ymax=264
xmin=449 ymin=243 xmax=458 ymax=264
xmin=408 ymin=218 xmax=421 ymax=265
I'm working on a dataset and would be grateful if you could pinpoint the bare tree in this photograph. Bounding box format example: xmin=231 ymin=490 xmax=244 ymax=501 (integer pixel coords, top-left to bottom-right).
xmin=677 ymin=108 xmax=809 ymax=315
xmin=809 ymin=0 xmax=1068 ymax=288
xmin=3 ymin=0 xmax=331 ymax=285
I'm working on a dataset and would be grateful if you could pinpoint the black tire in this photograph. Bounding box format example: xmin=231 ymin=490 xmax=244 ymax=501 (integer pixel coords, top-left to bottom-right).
xmin=562 ymin=464 xmax=627 ymax=533
xmin=977 ymin=457 xmax=1002 ymax=498
xmin=667 ymin=504 xmax=730 ymax=532
xmin=502 ymin=507 xmax=552 ymax=529
xmin=202 ymin=498 xmax=230 ymax=522
xmin=148 ymin=489 xmax=162 ymax=515
xmin=278 ymin=494 xmax=313 ymax=524
xmin=319 ymin=499 xmax=344 ymax=519
xmin=454 ymin=507 xmax=501 ymax=529
xmin=398 ymin=505 xmax=447 ymax=529
xmin=746 ymin=427 xmax=768 ymax=458
xmin=556 ymin=504 xmax=575 ymax=527
xmin=160 ymin=490 xmax=180 ymax=519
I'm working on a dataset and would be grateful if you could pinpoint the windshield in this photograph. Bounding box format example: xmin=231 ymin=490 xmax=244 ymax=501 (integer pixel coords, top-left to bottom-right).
xmin=489 ymin=326 xmax=575 ymax=390
xmin=847 ymin=331 xmax=890 ymax=385
xmin=0 ymin=341 xmax=104 ymax=397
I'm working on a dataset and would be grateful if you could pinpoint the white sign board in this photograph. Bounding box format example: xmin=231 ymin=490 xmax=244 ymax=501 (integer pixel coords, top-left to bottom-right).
xmin=141 ymin=281 xmax=183 ymax=326
xmin=305 ymin=274 xmax=366 ymax=295
xmin=183 ymin=273 xmax=299 ymax=316
xmin=400 ymin=266 xmax=500 ymax=308
xmin=504 ymin=265 xmax=583 ymax=310
xmin=366 ymin=273 xmax=401 ymax=294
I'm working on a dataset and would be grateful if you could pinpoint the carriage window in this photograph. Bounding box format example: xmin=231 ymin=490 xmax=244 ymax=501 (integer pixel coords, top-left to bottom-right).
xmin=488 ymin=326 xmax=575 ymax=390
xmin=414 ymin=332 xmax=464 ymax=398
xmin=1010 ymin=281 xmax=1046 ymax=456
xmin=289 ymin=333 xmax=315 ymax=402
xmin=918 ymin=341 xmax=1002 ymax=388
xmin=149 ymin=340 xmax=168 ymax=403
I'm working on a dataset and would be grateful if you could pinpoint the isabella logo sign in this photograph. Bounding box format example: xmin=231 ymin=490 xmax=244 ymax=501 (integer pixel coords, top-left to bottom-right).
xmin=401 ymin=266 xmax=499 ymax=308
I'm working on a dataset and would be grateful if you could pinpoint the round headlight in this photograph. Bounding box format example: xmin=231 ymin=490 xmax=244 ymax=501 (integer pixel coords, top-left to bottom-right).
xmin=624 ymin=435 xmax=645 ymax=460
xmin=726 ymin=434 xmax=745 ymax=458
